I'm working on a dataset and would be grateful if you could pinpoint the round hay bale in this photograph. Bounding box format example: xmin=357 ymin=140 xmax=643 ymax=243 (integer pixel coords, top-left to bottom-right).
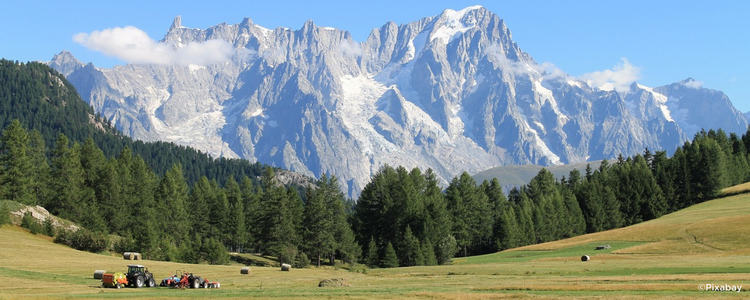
xmin=581 ymin=255 xmax=590 ymax=262
xmin=94 ymin=270 xmax=106 ymax=279
xmin=133 ymin=252 xmax=141 ymax=260
xmin=281 ymin=263 xmax=291 ymax=271
xmin=240 ymin=267 xmax=251 ymax=274
xmin=123 ymin=252 xmax=134 ymax=260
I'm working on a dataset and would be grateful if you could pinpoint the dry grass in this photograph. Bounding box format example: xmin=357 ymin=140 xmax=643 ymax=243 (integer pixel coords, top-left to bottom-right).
xmin=2 ymin=191 xmax=750 ymax=299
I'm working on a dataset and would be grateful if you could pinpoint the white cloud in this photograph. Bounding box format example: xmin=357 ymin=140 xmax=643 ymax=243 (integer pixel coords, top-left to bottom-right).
xmin=538 ymin=62 xmax=569 ymax=81
xmin=487 ymin=43 xmax=534 ymax=77
xmin=682 ymin=78 xmax=704 ymax=89
xmin=339 ymin=40 xmax=362 ymax=57
xmin=73 ymin=26 xmax=234 ymax=66
xmin=578 ymin=58 xmax=641 ymax=92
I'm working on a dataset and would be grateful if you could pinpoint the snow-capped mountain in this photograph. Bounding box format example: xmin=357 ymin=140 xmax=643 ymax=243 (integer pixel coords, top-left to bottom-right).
xmin=50 ymin=6 xmax=748 ymax=196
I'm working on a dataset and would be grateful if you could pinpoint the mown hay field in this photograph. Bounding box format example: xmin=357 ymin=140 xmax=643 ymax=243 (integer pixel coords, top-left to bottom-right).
xmin=2 ymin=190 xmax=750 ymax=299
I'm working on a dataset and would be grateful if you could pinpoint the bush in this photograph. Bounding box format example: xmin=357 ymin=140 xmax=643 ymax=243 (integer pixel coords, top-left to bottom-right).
xmin=348 ymin=263 xmax=367 ymax=274
xmin=0 ymin=202 xmax=9 ymax=225
xmin=202 ymin=237 xmax=230 ymax=265
xmin=113 ymin=236 xmax=137 ymax=254
xmin=55 ymin=229 xmax=109 ymax=253
xmin=71 ymin=229 xmax=109 ymax=253
xmin=42 ymin=217 xmax=55 ymax=237
xmin=21 ymin=211 xmax=41 ymax=234
xmin=436 ymin=235 xmax=457 ymax=265
xmin=293 ymin=252 xmax=309 ymax=269
xmin=54 ymin=229 xmax=72 ymax=246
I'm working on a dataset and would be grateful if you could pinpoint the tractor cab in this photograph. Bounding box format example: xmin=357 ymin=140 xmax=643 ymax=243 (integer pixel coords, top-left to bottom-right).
xmin=127 ymin=264 xmax=146 ymax=274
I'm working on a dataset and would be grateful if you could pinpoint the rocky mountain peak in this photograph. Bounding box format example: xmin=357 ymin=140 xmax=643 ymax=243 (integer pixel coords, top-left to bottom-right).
xmin=170 ymin=15 xmax=182 ymax=31
xmin=48 ymin=50 xmax=83 ymax=76
xmin=52 ymin=6 xmax=749 ymax=197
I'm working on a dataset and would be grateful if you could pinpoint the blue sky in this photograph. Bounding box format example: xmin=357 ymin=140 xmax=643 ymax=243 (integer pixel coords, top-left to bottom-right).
xmin=3 ymin=0 xmax=748 ymax=111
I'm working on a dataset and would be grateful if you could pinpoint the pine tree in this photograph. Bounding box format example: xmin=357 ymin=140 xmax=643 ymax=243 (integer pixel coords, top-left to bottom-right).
xmin=155 ymin=164 xmax=190 ymax=247
xmin=400 ymin=226 xmax=423 ymax=266
xmin=241 ymin=176 xmax=261 ymax=252
xmin=128 ymin=156 xmax=158 ymax=258
xmin=49 ymin=134 xmax=84 ymax=220
xmin=0 ymin=201 xmax=10 ymax=225
xmin=495 ymin=205 xmax=520 ymax=249
xmin=26 ymin=130 xmax=50 ymax=206
xmin=0 ymin=120 xmax=35 ymax=204
xmin=225 ymin=176 xmax=247 ymax=252
xmin=302 ymin=184 xmax=334 ymax=267
xmin=365 ymin=237 xmax=379 ymax=268
xmin=445 ymin=172 xmax=492 ymax=256
xmin=382 ymin=242 xmax=399 ymax=268
xmin=188 ymin=177 xmax=213 ymax=237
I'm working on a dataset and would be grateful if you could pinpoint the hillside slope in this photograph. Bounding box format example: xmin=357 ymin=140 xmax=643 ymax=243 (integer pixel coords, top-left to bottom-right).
xmin=2 ymin=188 xmax=749 ymax=298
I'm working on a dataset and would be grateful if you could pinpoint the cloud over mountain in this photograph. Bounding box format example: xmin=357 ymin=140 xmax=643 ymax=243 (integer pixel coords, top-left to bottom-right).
xmin=73 ymin=26 xmax=234 ymax=66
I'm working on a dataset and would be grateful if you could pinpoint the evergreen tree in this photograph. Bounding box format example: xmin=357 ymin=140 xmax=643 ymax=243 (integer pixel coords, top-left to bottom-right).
xmin=421 ymin=238 xmax=437 ymax=266
xmin=128 ymin=156 xmax=158 ymax=258
xmin=400 ymin=226 xmax=424 ymax=266
xmin=382 ymin=242 xmax=399 ymax=268
xmin=225 ymin=176 xmax=247 ymax=253
xmin=0 ymin=201 xmax=9 ymax=225
xmin=155 ymin=164 xmax=190 ymax=247
xmin=365 ymin=237 xmax=379 ymax=268
xmin=445 ymin=172 xmax=492 ymax=256
xmin=49 ymin=135 xmax=85 ymax=221
xmin=97 ymin=158 xmax=127 ymax=234
xmin=241 ymin=176 xmax=261 ymax=252
xmin=302 ymin=184 xmax=334 ymax=267
xmin=26 ymin=130 xmax=50 ymax=206
xmin=0 ymin=120 xmax=35 ymax=204
xmin=495 ymin=205 xmax=520 ymax=249
xmin=188 ymin=177 xmax=213 ymax=237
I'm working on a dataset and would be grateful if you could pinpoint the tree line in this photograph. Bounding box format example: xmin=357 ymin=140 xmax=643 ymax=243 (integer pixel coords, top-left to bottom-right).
xmin=0 ymin=119 xmax=358 ymax=265
xmin=350 ymin=128 xmax=750 ymax=266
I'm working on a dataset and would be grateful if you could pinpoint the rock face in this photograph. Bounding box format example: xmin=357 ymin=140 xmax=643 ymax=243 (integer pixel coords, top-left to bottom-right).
xmin=50 ymin=6 xmax=748 ymax=197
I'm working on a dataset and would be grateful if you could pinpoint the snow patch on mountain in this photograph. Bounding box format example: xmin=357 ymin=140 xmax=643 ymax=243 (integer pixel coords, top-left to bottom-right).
xmin=431 ymin=6 xmax=482 ymax=43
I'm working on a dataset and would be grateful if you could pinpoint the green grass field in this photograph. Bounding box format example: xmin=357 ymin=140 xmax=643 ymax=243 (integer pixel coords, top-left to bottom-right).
xmin=2 ymin=187 xmax=749 ymax=299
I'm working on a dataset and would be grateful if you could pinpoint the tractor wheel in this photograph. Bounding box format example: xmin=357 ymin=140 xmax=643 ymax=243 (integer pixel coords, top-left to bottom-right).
xmin=147 ymin=278 xmax=156 ymax=287
xmin=203 ymin=280 xmax=208 ymax=288
xmin=135 ymin=275 xmax=144 ymax=288
xmin=191 ymin=278 xmax=200 ymax=289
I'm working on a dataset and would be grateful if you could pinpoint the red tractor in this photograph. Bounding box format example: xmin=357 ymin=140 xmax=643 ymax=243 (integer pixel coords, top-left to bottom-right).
xmin=160 ymin=270 xmax=219 ymax=288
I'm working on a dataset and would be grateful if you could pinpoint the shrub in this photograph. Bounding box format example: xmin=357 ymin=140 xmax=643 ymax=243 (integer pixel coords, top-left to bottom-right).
xmin=70 ymin=229 xmax=109 ymax=253
xmin=113 ymin=236 xmax=137 ymax=254
xmin=55 ymin=228 xmax=109 ymax=253
xmin=293 ymin=252 xmax=309 ymax=269
xmin=21 ymin=211 xmax=41 ymax=234
xmin=0 ymin=202 xmax=9 ymax=225
xmin=42 ymin=217 xmax=55 ymax=237
xmin=202 ymin=237 xmax=230 ymax=265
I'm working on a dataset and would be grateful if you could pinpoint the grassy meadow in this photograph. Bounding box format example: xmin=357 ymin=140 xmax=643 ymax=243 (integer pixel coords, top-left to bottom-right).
xmin=2 ymin=187 xmax=750 ymax=299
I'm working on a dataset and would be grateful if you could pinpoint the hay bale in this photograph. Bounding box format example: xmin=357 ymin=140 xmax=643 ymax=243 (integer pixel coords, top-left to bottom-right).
xmin=581 ymin=255 xmax=590 ymax=262
xmin=94 ymin=270 xmax=106 ymax=279
xmin=241 ymin=267 xmax=251 ymax=274
xmin=123 ymin=252 xmax=134 ymax=260
xmin=133 ymin=252 xmax=141 ymax=260
xmin=281 ymin=263 xmax=291 ymax=271
xmin=318 ymin=278 xmax=351 ymax=287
